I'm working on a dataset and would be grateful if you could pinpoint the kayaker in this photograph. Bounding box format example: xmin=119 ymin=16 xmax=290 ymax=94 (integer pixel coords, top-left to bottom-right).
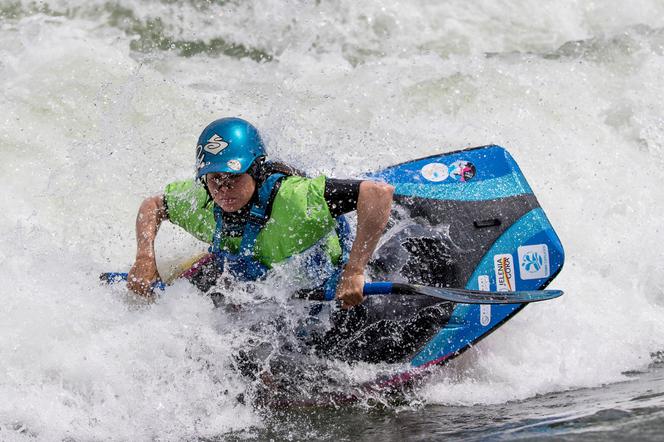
xmin=127 ymin=117 xmax=394 ymax=309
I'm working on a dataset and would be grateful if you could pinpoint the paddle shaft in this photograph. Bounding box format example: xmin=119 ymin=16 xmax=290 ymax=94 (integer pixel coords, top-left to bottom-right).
xmin=100 ymin=273 xmax=562 ymax=304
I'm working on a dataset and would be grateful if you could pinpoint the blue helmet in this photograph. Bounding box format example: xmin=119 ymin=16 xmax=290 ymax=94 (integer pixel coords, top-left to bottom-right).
xmin=195 ymin=117 xmax=266 ymax=179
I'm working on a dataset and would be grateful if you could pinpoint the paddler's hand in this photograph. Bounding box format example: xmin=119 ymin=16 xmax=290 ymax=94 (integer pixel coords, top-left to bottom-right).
xmin=336 ymin=270 xmax=365 ymax=309
xmin=127 ymin=256 xmax=162 ymax=298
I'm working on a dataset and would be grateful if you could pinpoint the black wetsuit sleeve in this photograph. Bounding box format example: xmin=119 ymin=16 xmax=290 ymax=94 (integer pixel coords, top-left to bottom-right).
xmin=161 ymin=194 xmax=170 ymax=220
xmin=324 ymin=178 xmax=362 ymax=217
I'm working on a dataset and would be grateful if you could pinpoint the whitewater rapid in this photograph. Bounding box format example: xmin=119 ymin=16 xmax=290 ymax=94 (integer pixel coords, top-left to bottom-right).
xmin=2 ymin=0 xmax=664 ymax=439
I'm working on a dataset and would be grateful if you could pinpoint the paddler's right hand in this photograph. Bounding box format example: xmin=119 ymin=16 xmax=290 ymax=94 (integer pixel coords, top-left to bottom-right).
xmin=127 ymin=256 xmax=162 ymax=297
xmin=336 ymin=269 xmax=366 ymax=309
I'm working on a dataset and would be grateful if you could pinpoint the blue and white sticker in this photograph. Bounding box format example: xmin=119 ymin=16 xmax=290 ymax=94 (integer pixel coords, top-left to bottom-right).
xmin=518 ymin=244 xmax=550 ymax=280
xmin=420 ymin=163 xmax=449 ymax=182
xmin=493 ymin=254 xmax=516 ymax=292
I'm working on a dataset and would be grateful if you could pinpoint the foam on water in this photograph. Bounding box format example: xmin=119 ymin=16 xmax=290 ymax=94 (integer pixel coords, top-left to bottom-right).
xmin=2 ymin=1 xmax=664 ymax=439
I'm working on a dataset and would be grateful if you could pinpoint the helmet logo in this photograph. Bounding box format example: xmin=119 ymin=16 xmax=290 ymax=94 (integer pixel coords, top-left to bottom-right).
xmin=202 ymin=134 xmax=229 ymax=155
xmin=226 ymin=159 xmax=242 ymax=171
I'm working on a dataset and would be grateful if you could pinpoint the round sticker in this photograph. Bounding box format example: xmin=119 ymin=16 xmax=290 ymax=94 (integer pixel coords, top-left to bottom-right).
xmin=226 ymin=159 xmax=242 ymax=171
xmin=420 ymin=163 xmax=449 ymax=182
xmin=449 ymin=160 xmax=476 ymax=182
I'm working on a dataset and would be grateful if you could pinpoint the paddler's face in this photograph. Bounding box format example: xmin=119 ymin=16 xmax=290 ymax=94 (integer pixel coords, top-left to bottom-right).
xmin=206 ymin=172 xmax=256 ymax=212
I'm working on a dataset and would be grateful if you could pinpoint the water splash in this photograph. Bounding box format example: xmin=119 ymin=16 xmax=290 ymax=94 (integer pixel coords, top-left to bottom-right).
xmin=2 ymin=0 xmax=664 ymax=439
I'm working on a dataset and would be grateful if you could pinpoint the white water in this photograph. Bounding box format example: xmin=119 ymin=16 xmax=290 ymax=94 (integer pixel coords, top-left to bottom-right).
xmin=2 ymin=0 xmax=664 ymax=439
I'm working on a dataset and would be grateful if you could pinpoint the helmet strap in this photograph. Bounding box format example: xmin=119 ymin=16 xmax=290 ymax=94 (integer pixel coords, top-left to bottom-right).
xmin=247 ymin=156 xmax=267 ymax=184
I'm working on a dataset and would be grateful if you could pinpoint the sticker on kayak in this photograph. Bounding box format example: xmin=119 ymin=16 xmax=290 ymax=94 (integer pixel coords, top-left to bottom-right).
xmin=493 ymin=254 xmax=516 ymax=291
xmin=449 ymin=160 xmax=476 ymax=182
xmin=420 ymin=163 xmax=449 ymax=182
xmin=518 ymin=244 xmax=550 ymax=280
xmin=480 ymin=304 xmax=491 ymax=326
xmin=477 ymin=274 xmax=490 ymax=291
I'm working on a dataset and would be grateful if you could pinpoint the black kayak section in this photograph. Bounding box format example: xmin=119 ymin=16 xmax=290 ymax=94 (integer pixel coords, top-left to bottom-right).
xmin=355 ymin=144 xmax=565 ymax=370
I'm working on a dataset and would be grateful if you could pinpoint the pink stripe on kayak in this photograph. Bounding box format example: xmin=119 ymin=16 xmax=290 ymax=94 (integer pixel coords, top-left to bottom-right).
xmin=372 ymin=352 xmax=454 ymax=390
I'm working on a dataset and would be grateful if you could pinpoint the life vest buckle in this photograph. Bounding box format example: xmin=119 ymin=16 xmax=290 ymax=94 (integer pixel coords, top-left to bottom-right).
xmin=247 ymin=207 xmax=268 ymax=226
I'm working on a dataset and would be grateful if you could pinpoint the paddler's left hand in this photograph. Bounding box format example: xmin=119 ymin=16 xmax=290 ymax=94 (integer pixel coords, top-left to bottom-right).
xmin=336 ymin=269 xmax=365 ymax=309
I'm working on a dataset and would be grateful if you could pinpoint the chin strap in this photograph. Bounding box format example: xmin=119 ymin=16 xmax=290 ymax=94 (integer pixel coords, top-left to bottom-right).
xmin=210 ymin=173 xmax=286 ymax=281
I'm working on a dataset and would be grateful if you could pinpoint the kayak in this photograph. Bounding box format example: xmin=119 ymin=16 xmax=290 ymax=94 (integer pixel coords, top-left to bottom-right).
xmin=102 ymin=145 xmax=564 ymax=406
xmin=362 ymin=145 xmax=565 ymax=370
xmin=271 ymin=145 xmax=564 ymax=405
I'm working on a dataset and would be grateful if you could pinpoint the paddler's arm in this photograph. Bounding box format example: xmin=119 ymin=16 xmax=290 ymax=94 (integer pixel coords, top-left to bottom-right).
xmin=336 ymin=181 xmax=394 ymax=309
xmin=127 ymin=194 xmax=168 ymax=297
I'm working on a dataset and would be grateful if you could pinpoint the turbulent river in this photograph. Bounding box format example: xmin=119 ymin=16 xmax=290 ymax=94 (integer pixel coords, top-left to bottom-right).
xmin=2 ymin=1 xmax=664 ymax=440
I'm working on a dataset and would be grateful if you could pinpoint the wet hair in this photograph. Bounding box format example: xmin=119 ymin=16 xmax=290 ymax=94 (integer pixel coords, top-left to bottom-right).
xmin=250 ymin=158 xmax=307 ymax=184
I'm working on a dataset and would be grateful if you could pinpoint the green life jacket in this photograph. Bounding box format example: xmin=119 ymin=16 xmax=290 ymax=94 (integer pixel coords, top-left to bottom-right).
xmin=164 ymin=175 xmax=342 ymax=268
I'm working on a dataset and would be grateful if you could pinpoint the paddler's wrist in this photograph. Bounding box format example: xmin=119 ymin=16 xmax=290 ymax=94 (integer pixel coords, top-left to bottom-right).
xmin=341 ymin=263 xmax=365 ymax=277
xmin=135 ymin=250 xmax=156 ymax=262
